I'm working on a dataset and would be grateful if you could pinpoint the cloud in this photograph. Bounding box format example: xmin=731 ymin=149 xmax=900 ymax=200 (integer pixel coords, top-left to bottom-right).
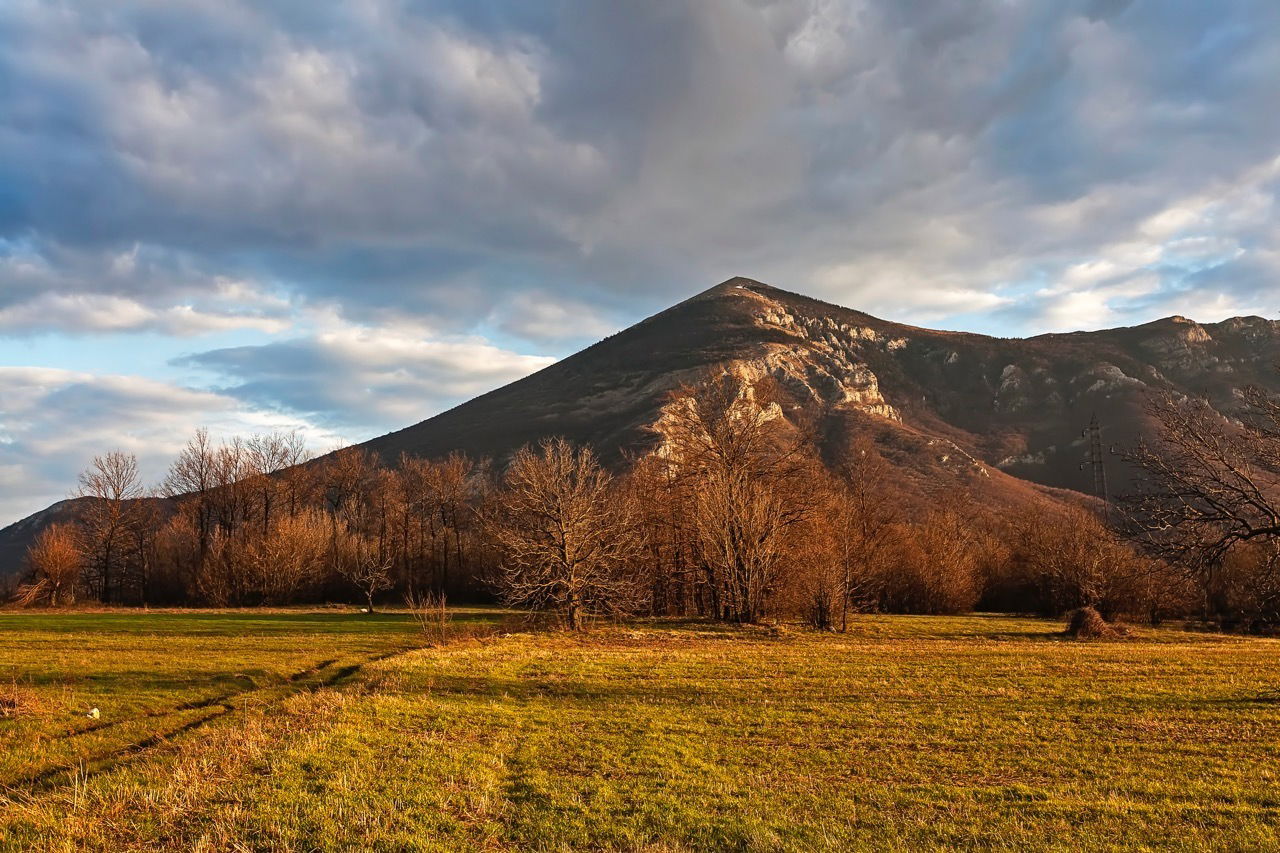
xmin=0 ymin=239 xmax=294 ymax=336
xmin=0 ymin=367 xmax=340 ymax=525
xmin=487 ymin=292 xmax=620 ymax=344
xmin=0 ymin=291 xmax=290 ymax=336
xmin=1 ymin=0 xmax=1277 ymax=338
xmin=175 ymin=320 xmax=555 ymax=432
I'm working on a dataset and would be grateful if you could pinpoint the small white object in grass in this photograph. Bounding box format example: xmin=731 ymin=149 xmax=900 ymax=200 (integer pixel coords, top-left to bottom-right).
xmin=361 ymin=608 xmax=370 ymax=613
xmin=88 ymin=708 xmax=100 ymax=720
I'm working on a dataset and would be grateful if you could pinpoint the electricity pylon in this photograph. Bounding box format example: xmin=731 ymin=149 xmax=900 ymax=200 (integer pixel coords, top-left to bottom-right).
xmin=1081 ymin=413 xmax=1112 ymax=523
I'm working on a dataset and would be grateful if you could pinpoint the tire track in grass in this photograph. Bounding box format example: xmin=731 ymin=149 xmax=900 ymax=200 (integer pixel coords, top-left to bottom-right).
xmin=1 ymin=648 xmax=412 ymax=799
xmin=45 ymin=658 xmax=342 ymax=742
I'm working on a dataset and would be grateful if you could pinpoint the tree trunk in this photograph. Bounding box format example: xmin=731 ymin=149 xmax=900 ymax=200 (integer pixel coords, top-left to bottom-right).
xmin=102 ymin=539 xmax=113 ymax=604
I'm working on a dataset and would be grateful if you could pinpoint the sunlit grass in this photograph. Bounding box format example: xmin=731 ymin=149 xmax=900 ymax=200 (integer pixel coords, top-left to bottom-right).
xmin=1 ymin=611 xmax=1278 ymax=850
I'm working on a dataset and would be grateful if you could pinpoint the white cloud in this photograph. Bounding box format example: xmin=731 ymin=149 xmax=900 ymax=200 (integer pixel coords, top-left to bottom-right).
xmin=812 ymin=261 xmax=1014 ymax=325
xmin=177 ymin=319 xmax=555 ymax=431
xmin=488 ymin=292 xmax=620 ymax=343
xmin=0 ymin=367 xmax=342 ymax=526
xmin=0 ymin=292 xmax=290 ymax=336
xmin=0 ymin=240 xmax=296 ymax=337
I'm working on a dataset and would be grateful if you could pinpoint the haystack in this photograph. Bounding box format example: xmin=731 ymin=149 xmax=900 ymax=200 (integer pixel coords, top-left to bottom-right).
xmin=1065 ymin=606 xmax=1128 ymax=639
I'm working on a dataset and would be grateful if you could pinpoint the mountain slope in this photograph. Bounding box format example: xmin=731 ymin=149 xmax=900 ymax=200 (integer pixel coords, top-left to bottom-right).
xmin=3 ymin=277 xmax=1278 ymax=581
xmin=363 ymin=277 xmax=1280 ymax=496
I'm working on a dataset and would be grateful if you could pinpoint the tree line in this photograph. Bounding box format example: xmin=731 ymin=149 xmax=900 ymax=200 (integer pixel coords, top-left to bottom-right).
xmin=16 ymin=373 xmax=1280 ymax=631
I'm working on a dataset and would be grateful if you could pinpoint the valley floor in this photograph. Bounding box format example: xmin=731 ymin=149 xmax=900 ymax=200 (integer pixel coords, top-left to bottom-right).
xmin=0 ymin=609 xmax=1278 ymax=851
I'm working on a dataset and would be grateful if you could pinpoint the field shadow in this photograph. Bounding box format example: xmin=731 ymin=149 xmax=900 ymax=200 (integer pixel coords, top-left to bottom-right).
xmin=422 ymin=673 xmax=784 ymax=707
xmin=1200 ymin=689 xmax=1280 ymax=708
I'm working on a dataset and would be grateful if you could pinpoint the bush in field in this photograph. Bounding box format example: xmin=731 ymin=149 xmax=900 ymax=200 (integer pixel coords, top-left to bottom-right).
xmin=405 ymin=589 xmax=451 ymax=644
xmin=1065 ymin=606 xmax=1128 ymax=639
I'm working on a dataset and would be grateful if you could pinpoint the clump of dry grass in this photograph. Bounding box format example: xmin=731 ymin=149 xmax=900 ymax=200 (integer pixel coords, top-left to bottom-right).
xmin=404 ymin=591 xmax=517 ymax=646
xmin=405 ymin=589 xmax=451 ymax=645
xmin=0 ymin=679 xmax=48 ymax=718
xmin=1065 ymin=606 xmax=1129 ymax=640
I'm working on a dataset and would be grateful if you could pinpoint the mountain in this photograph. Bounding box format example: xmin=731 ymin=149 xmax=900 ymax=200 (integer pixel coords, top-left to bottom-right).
xmin=361 ymin=277 xmax=1280 ymax=494
xmin=3 ymin=277 xmax=1278 ymax=581
xmin=0 ymin=498 xmax=98 ymax=587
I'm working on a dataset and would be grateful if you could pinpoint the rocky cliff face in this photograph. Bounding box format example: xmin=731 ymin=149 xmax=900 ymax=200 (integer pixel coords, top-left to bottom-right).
xmin=3 ymin=277 xmax=1277 ymax=579
xmin=619 ymin=280 xmax=1280 ymax=499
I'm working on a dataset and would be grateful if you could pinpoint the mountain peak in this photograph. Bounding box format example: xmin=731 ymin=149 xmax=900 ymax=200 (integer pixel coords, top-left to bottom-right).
xmin=717 ymin=275 xmax=772 ymax=289
xmin=694 ymin=276 xmax=778 ymax=301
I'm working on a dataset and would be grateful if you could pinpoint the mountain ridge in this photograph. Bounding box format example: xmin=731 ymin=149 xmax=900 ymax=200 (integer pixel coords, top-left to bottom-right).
xmin=3 ymin=276 xmax=1278 ymax=581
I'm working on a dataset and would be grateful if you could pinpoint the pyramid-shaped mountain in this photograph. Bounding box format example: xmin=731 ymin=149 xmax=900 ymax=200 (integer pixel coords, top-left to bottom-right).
xmin=360 ymin=276 xmax=1280 ymax=497
xmin=3 ymin=277 xmax=1279 ymax=578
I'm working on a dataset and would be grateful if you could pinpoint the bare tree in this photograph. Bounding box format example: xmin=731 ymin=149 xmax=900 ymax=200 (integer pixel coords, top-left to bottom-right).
xmin=161 ymin=428 xmax=219 ymax=563
xmin=244 ymin=509 xmax=329 ymax=604
xmin=397 ymin=453 xmax=480 ymax=595
xmin=830 ymin=440 xmax=896 ymax=630
xmin=655 ymin=373 xmax=817 ymax=623
xmin=335 ymin=528 xmax=395 ymax=613
xmin=18 ymin=523 xmax=83 ymax=606
xmin=432 ymin=453 xmax=475 ymax=594
xmin=1122 ymin=388 xmax=1280 ymax=623
xmin=489 ymin=438 xmax=643 ymax=629
xmin=625 ymin=454 xmax=702 ymax=616
xmin=77 ymin=450 xmax=146 ymax=603
xmin=246 ymin=430 xmax=311 ymax=536
xmin=877 ymin=509 xmax=984 ymax=615
xmin=790 ymin=499 xmax=844 ymax=630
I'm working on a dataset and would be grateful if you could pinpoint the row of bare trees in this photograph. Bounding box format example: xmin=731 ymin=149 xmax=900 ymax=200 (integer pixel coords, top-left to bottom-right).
xmin=482 ymin=375 xmax=1178 ymax=629
xmin=20 ymin=430 xmax=489 ymax=609
xmin=18 ymin=371 xmax=1280 ymax=631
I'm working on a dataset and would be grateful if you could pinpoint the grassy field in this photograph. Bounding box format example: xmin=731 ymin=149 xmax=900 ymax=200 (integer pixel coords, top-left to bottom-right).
xmin=1 ymin=610 xmax=1278 ymax=850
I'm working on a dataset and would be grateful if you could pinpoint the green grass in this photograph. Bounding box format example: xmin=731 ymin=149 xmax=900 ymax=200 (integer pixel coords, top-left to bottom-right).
xmin=2 ymin=611 xmax=1279 ymax=850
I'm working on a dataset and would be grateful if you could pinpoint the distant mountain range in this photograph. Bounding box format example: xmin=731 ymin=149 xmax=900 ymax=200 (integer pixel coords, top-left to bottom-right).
xmin=4 ymin=277 xmax=1278 ymax=580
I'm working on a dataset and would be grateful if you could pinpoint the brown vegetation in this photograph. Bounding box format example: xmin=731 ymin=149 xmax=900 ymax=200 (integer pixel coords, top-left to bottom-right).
xmin=651 ymin=375 xmax=819 ymax=623
xmin=0 ymin=679 xmax=47 ymax=719
xmin=15 ymin=523 xmax=82 ymax=606
xmin=488 ymin=438 xmax=643 ymax=629
xmin=1064 ymin=606 xmax=1129 ymax=640
xmin=14 ymin=370 xmax=1280 ymax=634
xmin=1122 ymin=385 xmax=1280 ymax=629
xmin=404 ymin=589 xmax=450 ymax=644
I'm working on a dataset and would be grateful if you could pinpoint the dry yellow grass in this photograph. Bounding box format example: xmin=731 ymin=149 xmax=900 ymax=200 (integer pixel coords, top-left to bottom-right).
xmin=1 ymin=610 xmax=1278 ymax=850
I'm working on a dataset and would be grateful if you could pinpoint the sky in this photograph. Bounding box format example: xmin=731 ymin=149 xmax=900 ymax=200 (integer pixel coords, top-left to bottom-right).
xmin=2 ymin=0 xmax=1279 ymax=525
